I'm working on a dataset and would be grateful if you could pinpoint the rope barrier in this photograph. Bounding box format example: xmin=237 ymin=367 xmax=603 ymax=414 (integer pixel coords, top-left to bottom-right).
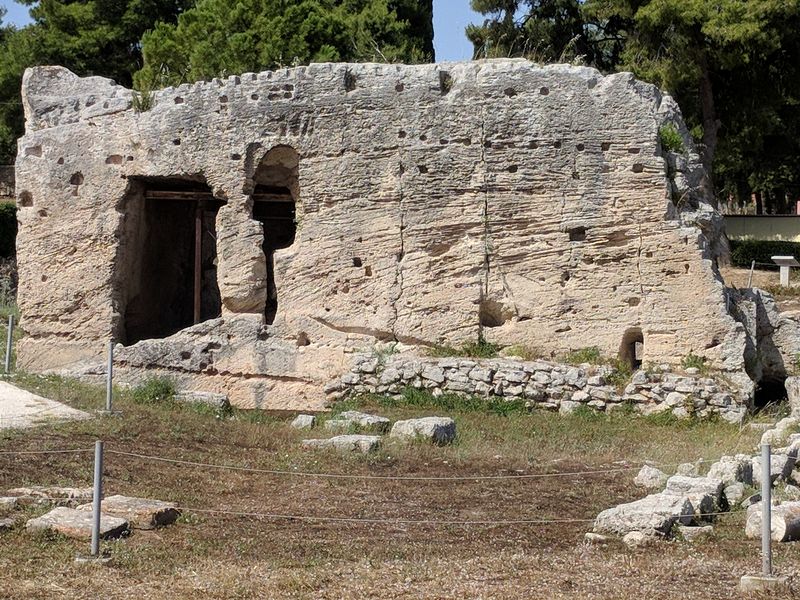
xmin=106 ymin=448 xmax=715 ymax=482
xmin=172 ymin=506 xmax=739 ymax=527
xmin=0 ymin=448 xmax=94 ymax=455
xmin=176 ymin=505 xmax=599 ymax=526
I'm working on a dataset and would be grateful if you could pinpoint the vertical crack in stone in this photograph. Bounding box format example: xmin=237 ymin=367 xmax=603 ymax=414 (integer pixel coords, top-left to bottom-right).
xmin=479 ymin=104 xmax=490 ymax=336
xmin=636 ymin=223 xmax=646 ymax=296
xmin=391 ymin=157 xmax=405 ymax=341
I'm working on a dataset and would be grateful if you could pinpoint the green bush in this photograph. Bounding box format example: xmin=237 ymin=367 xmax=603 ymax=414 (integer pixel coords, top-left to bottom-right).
xmin=564 ymin=346 xmax=602 ymax=365
xmin=427 ymin=336 xmax=500 ymax=359
xmin=681 ymin=351 xmax=708 ymax=374
xmin=659 ymin=124 xmax=685 ymax=154
xmin=131 ymin=376 xmax=176 ymax=405
xmin=362 ymin=387 xmax=527 ymax=416
xmin=0 ymin=202 xmax=17 ymax=258
xmin=729 ymin=239 xmax=800 ymax=269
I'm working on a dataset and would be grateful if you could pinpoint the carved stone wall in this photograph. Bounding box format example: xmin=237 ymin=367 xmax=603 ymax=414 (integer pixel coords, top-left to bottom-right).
xmin=14 ymin=60 xmax=752 ymax=409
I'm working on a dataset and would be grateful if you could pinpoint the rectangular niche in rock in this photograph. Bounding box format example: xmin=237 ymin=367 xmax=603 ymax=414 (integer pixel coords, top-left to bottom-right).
xmin=119 ymin=176 xmax=225 ymax=344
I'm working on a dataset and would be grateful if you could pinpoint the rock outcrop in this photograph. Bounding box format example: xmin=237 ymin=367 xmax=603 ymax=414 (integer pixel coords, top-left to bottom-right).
xmin=14 ymin=60 xmax=756 ymax=409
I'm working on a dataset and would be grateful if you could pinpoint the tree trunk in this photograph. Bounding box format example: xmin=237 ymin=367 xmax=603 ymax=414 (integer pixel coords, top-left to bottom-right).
xmin=735 ymin=179 xmax=751 ymax=213
xmin=755 ymin=191 xmax=763 ymax=215
xmin=698 ymin=50 xmax=719 ymax=196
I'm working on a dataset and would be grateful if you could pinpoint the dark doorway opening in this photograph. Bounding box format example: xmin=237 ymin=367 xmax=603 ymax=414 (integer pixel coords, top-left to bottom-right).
xmin=123 ymin=177 xmax=225 ymax=344
xmin=754 ymin=377 xmax=788 ymax=410
xmin=252 ymin=147 xmax=298 ymax=324
xmin=619 ymin=327 xmax=644 ymax=370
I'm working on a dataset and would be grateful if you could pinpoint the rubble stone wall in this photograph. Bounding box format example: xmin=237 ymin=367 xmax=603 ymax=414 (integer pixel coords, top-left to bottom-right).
xmin=328 ymin=354 xmax=746 ymax=423
xmin=14 ymin=60 xmax=751 ymax=409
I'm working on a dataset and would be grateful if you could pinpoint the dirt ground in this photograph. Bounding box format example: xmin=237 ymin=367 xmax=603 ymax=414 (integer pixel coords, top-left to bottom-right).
xmin=0 ymin=374 xmax=797 ymax=599
xmin=720 ymin=266 xmax=800 ymax=313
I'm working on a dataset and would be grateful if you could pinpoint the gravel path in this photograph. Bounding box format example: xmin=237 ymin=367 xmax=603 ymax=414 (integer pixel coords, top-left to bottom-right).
xmin=0 ymin=380 xmax=91 ymax=429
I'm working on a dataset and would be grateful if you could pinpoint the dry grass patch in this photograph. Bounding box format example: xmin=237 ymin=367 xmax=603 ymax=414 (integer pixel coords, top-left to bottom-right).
xmin=0 ymin=373 xmax=793 ymax=599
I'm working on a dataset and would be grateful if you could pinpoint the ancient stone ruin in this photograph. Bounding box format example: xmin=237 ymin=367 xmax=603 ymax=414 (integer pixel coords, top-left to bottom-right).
xmin=13 ymin=59 xmax=799 ymax=412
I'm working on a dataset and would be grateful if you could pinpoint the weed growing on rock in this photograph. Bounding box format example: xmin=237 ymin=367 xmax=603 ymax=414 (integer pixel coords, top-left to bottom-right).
xmin=659 ymin=124 xmax=685 ymax=154
xmin=681 ymin=351 xmax=708 ymax=374
xmin=359 ymin=387 xmax=527 ymax=416
xmin=564 ymin=347 xmax=602 ymax=365
xmin=427 ymin=336 xmax=500 ymax=359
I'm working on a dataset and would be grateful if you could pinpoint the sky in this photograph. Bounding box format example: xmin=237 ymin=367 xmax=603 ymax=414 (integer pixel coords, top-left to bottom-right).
xmin=0 ymin=0 xmax=485 ymax=62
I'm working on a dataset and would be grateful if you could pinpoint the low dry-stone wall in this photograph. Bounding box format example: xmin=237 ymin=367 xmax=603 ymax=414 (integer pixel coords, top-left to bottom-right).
xmin=327 ymin=354 xmax=745 ymax=423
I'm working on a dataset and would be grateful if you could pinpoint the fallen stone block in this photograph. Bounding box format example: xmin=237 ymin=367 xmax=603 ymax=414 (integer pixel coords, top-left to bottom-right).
xmin=724 ymin=482 xmax=745 ymax=506
xmin=675 ymin=463 xmax=698 ymax=477
xmin=25 ymin=507 xmax=128 ymax=540
xmin=745 ymin=501 xmax=800 ymax=542
xmin=707 ymin=454 xmax=753 ymax=486
xmin=751 ymin=454 xmax=793 ymax=484
xmin=174 ymin=390 xmax=230 ymax=409
xmin=622 ymin=530 xmax=655 ymax=548
xmin=583 ymin=532 xmax=609 ymax=544
xmin=389 ymin=417 xmax=456 ymax=445
xmin=0 ymin=497 xmax=19 ymax=509
xmin=677 ymin=524 xmax=713 ymax=542
xmin=664 ymin=475 xmax=726 ymax=516
xmin=7 ymin=486 xmax=92 ymax=507
xmin=77 ymin=495 xmax=180 ymax=530
xmin=633 ymin=465 xmax=668 ymax=491
xmin=290 ymin=414 xmax=316 ymax=430
xmin=0 ymin=517 xmax=14 ymax=532
xmin=761 ymin=417 xmax=800 ymax=448
xmin=323 ymin=411 xmax=390 ymax=433
xmin=302 ymin=435 xmax=381 ymax=454
xmin=594 ymin=493 xmax=694 ymax=536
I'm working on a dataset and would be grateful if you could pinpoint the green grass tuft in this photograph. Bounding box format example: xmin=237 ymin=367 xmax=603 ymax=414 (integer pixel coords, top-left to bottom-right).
xmin=131 ymin=376 xmax=177 ymax=406
xmin=659 ymin=123 xmax=685 ymax=154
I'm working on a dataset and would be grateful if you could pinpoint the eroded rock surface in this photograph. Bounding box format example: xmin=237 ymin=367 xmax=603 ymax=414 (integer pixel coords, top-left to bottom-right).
xmin=14 ymin=60 xmax=753 ymax=410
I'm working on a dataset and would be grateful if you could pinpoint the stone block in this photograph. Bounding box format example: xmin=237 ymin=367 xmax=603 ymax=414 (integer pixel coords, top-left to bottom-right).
xmin=389 ymin=417 xmax=456 ymax=445
xmin=77 ymin=495 xmax=180 ymax=530
xmin=25 ymin=507 xmax=128 ymax=540
xmin=324 ymin=410 xmax=390 ymax=433
xmin=290 ymin=414 xmax=316 ymax=429
xmin=302 ymin=435 xmax=381 ymax=454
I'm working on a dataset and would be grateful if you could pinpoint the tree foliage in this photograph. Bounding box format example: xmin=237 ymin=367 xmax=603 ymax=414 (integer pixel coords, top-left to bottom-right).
xmin=0 ymin=0 xmax=192 ymax=163
xmin=468 ymin=0 xmax=800 ymax=211
xmin=135 ymin=0 xmax=434 ymax=89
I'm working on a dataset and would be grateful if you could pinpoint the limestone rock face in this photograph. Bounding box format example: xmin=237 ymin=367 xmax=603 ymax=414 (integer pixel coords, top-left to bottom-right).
xmin=15 ymin=60 xmax=750 ymax=409
xmin=389 ymin=416 xmax=456 ymax=445
xmin=25 ymin=506 xmax=128 ymax=540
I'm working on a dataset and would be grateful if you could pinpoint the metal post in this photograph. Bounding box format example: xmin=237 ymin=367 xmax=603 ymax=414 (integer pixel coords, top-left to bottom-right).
xmin=90 ymin=440 xmax=104 ymax=557
xmin=4 ymin=314 xmax=13 ymax=373
xmin=105 ymin=341 xmax=113 ymax=413
xmin=748 ymin=260 xmax=756 ymax=288
xmin=761 ymin=443 xmax=772 ymax=577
